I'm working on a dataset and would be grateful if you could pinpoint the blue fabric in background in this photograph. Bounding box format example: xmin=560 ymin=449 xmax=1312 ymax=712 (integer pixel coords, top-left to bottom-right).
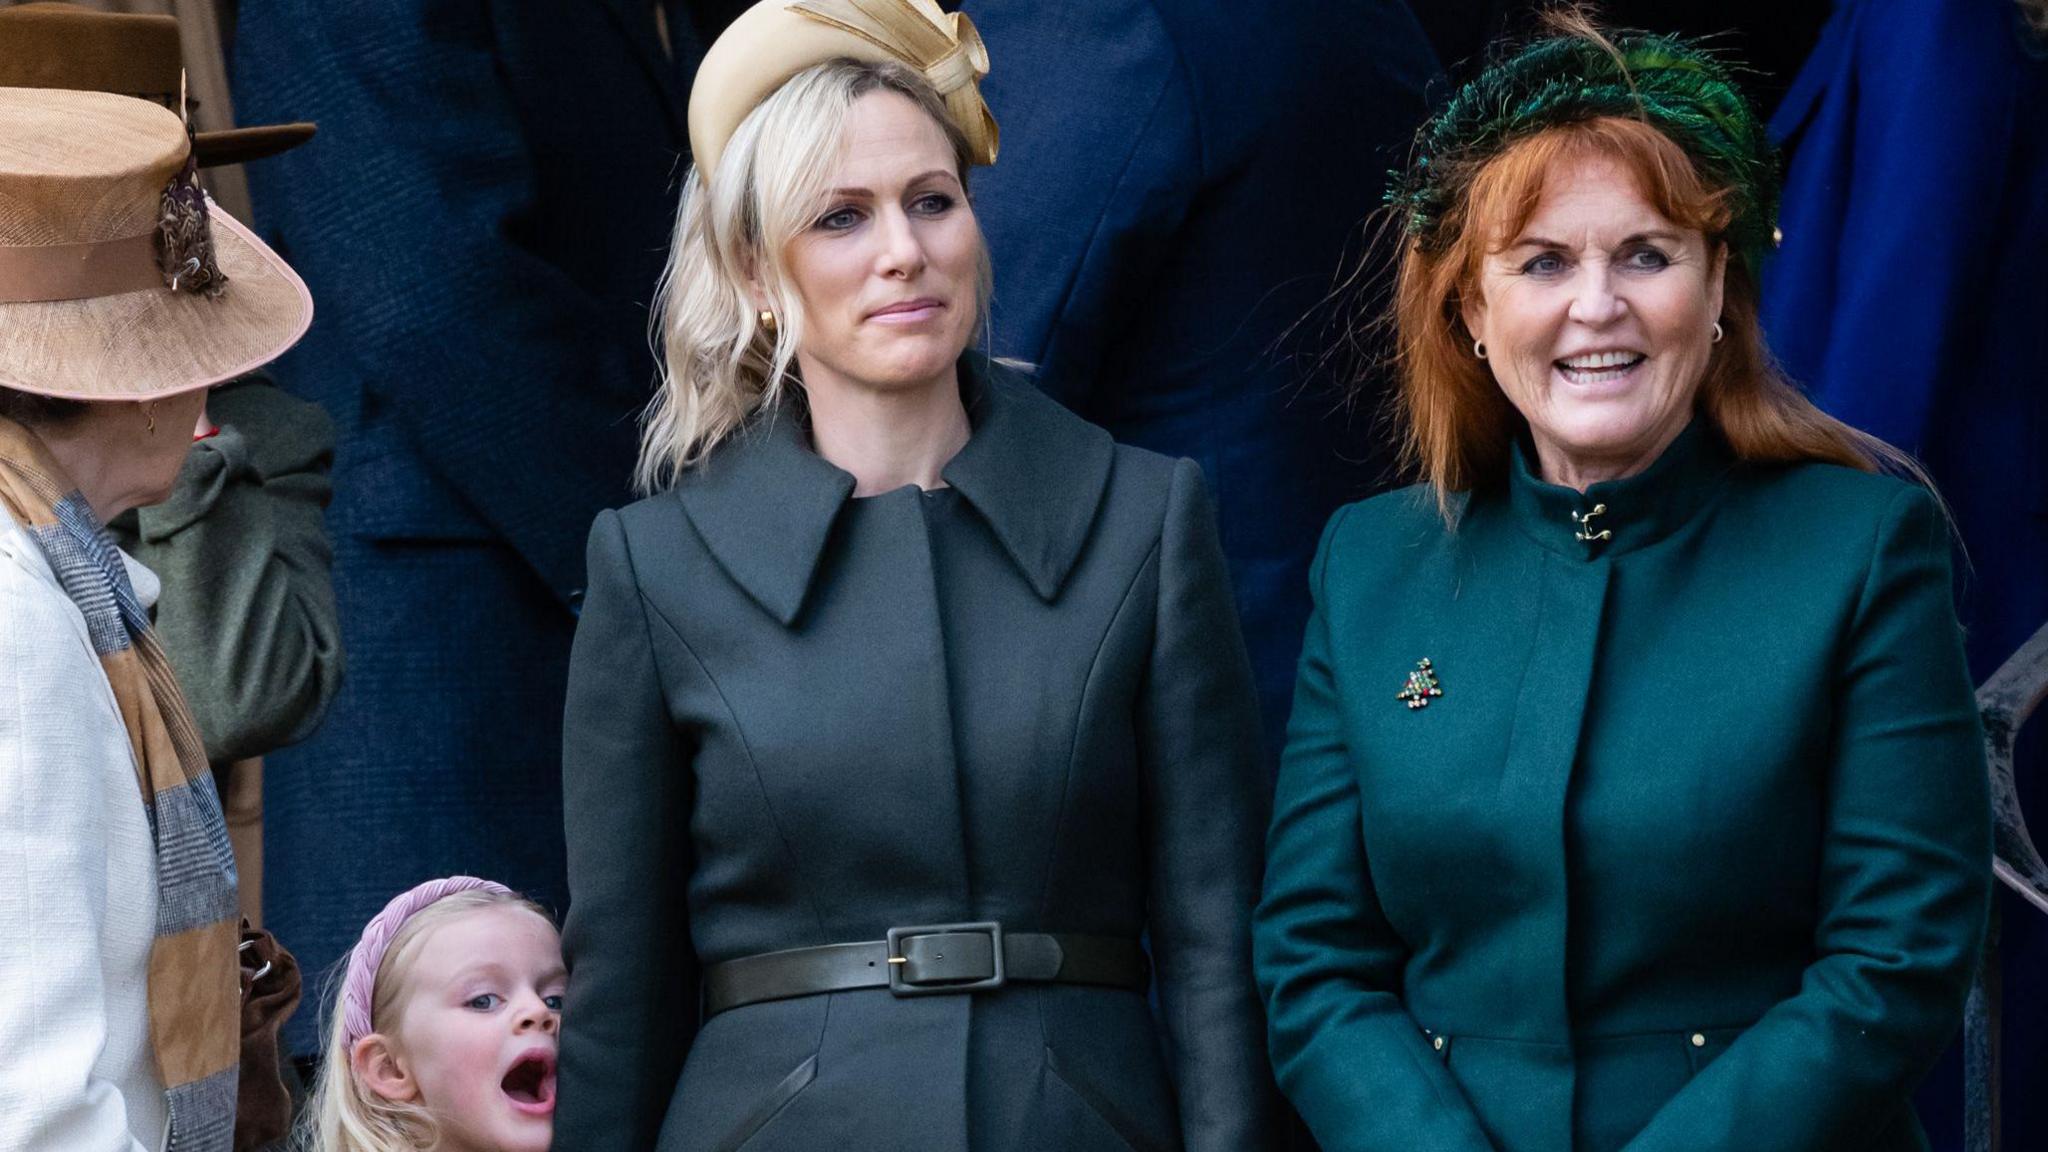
xmin=964 ymin=0 xmax=1442 ymax=765
xmin=1762 ymin=2 xmax=2048 ymax=1147
xmin=232 ymin=0 xmax=696 ymax=1055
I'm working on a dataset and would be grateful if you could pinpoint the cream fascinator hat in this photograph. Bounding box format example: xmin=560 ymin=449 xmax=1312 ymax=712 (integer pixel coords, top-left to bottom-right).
xmin=0 ymin=87 xmax=311 ymax=400
xmin=688 ymin=0 xmax=999 ymax=182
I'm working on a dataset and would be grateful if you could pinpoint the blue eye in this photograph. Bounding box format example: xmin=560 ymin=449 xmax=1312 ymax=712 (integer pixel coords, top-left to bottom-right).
xmin=815 ymin=207 xmax=862 ymax=232
xmin=465 ymin=993 xmax=502 ymax=1011
xmin=544 ymin=995 xmax=565 ymax=1011
xmin=911 ymin=192 xmax=955 ymax=216
xmin=1625 ymin=246 xmax=1672 ymax=270
xmin=1520 ymin=253 xmax=1566 ymax=276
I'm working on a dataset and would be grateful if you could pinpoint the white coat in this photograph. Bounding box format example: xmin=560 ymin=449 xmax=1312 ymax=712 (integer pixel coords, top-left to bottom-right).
xmin=0 ymin=506 xmax=168 ymax=1152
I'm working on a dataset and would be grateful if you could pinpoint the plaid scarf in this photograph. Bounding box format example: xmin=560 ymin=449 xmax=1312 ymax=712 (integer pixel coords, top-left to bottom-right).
xmin=0 ymin=416 xmax=238 ymax=1151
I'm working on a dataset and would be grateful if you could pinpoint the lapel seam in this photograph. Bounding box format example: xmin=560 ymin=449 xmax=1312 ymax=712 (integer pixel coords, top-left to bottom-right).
xmin=634 ymin=571 xmax=834 ymax=938
xmin=1032 ymin=533 xmax=1161 ymax=924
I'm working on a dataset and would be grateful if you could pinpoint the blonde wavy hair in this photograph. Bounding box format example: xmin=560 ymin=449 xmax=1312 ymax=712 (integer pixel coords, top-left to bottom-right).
xmin=299 ymin=889 xmax=554 ymax=1152
xmin=635 ymin=58 xmax=992 ymax=494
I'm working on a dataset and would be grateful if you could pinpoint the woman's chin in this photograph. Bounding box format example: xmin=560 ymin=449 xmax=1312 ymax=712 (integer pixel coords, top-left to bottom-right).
xmin=1535 ymin=408 xmax=1687 ymax=476
xmin=855 ymin=343 xmax=969 ymax=392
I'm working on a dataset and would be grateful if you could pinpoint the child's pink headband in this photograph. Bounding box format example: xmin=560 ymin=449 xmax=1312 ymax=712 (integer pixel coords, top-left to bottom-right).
xmin=341 ymin=875 xmax=512 ymax=1048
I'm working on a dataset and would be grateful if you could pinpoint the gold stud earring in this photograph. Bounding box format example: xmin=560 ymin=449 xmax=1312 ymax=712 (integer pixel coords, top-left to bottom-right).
xmin=758 ymin=309 xmax=778 ymax=333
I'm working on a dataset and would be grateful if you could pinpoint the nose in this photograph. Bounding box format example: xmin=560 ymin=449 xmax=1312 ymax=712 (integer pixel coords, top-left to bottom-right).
xmin=1566 ymin=261 xmax=1626 ymax=327
xmin=513 ymin=993 xmax=559 ymax=1035
xmin=872 ymin=204 xmax=927 ymax=281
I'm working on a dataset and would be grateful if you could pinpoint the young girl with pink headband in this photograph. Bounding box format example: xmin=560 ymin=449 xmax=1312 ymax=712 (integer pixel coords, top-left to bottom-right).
xmin=302 ymin=876 xmax=564 ymax=1152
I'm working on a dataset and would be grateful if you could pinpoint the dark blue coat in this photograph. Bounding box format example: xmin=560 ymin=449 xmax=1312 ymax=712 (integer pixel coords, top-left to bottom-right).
xmin=1762 ymin=0 xmax=2048 ymax=680
xmin=964 ymin=0 xmax=1441 ymax=763
xmin=1760 ymin=7 xmax=2048 ymax=1146
xmin=231 ymin=0 xmax=696 ymax=1052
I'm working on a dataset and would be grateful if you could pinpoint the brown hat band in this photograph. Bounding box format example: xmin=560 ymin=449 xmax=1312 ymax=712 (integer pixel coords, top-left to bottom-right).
xmin=0 ymin=230 xmax=161 ymax=303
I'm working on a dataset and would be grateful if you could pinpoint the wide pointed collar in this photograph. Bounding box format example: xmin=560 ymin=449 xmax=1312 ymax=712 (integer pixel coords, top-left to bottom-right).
xmin=1505 ymin=416 xmax=1737 ymax=560
xmin=676 ymin=356 xmax=1113 ymax=625
xmin=942 ymin=357 xmax=1114 ymax=600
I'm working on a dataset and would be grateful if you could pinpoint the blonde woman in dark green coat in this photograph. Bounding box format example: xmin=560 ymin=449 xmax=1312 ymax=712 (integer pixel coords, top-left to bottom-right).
xmin=555 ymin=4 xmax=1277 ymax=1150
xmin=1253 ymin=16 xmax=1992 ymax=1152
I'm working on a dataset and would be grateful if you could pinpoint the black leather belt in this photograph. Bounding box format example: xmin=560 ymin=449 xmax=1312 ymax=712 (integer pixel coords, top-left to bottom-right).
xmin=702 ymin=921 xmax=1148 ymax=1018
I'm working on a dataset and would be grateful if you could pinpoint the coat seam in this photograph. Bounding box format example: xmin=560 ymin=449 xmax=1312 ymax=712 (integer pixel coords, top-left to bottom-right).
xmin=1845 ymin=486 xmax=1916 ymax=642
xmin=1034 ymin=534 xmax=1163 ymax=946
xmin=627 ymin=537 xmax=832 ymax=941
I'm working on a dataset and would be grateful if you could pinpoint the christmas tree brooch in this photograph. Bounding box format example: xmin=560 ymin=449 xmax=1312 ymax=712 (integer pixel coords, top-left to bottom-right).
xmin=1397 ymin=658 xmax=1444 ymax=710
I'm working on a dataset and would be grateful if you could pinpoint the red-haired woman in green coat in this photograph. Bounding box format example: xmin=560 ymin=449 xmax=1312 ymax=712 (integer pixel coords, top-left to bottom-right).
xmin=1253 ymin=16 xmax=1992 ymax=1152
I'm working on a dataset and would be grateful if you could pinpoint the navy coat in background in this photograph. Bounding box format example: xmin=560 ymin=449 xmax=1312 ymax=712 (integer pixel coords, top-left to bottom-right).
xmin=231 ymin=0 xmax=699 ymax=1052
xmin=1763 ymin=0 xmax=2048 ymax=682
xmin=1760 ymin=4 xmax=2048 ymax=1144
xmin=963 ymin=0 xmax=1441 ymax=764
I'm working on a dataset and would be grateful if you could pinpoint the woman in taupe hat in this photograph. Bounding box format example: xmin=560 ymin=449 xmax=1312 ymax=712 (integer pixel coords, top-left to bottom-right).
xmin=0 ymin=86 xmax=309 ymax=1152
xmin=554 ymin=2 xmax=1278 ymax=1150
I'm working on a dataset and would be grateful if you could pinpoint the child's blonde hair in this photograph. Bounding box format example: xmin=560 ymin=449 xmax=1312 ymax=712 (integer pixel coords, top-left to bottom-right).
xmin=300 ymin=887 xmax=553 ymax=1152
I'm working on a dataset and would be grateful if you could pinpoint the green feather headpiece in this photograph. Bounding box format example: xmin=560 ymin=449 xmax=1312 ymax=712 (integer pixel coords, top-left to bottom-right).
xmin=1389 ymin=26 xmax=1780 ymax=278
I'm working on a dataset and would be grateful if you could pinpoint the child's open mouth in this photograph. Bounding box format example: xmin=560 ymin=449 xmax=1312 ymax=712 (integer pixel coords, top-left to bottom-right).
xmin=501 ymin=1049 xmax=557 ymax=1116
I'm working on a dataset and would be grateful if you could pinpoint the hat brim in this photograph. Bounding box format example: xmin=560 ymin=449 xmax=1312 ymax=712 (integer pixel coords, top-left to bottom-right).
xmin=0 ymin=202 xmax=313 ymax=401
xmin=192 ymin=122 xmax=317 ymax=168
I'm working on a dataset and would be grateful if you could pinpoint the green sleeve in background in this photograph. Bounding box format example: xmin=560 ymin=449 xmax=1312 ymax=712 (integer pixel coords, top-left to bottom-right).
xmin=110 ymin=374 xmax=345 ymax=764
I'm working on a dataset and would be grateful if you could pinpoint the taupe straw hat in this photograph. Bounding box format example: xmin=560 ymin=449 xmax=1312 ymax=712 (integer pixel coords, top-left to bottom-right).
xmin=0 ymin=87 xmax=312 ymax=401
xmin=0 ymin=2 xmax=317 ymax=166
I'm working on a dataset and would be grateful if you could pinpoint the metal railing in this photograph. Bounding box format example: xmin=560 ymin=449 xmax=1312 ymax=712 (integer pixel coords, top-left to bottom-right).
xmin=1965 ymin=621 xmax=2048 ymax=1152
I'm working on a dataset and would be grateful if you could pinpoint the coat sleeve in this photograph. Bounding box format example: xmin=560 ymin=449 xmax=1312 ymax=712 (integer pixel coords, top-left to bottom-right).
xmin=555 ymin=509 xmax=697 ymax=1151
xmin=123 ymin=377 xmax=344 ymax=763
xmin=1253 ymin=507 xmax=1499 ymax=1152
xmin=231 ymin=0 xmax=655 ymax=603
xmin=1620 ymin=486 xmax=1993 ymax=1151
xmin=0 ymin=565 xmax=155 ymax=1152
xmin=1762 ymin=0 xmax=2017 ymax=448
xmin=1139 ymin=458 xmax=1282 ymax=1151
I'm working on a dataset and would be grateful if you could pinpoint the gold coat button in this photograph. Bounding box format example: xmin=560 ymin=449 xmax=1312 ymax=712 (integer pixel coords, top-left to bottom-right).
xmin=1690 ymin=1033 xmax=1707 ymax=1048
xmin=1433 ymin=1035 xmax=1446 ymax=1051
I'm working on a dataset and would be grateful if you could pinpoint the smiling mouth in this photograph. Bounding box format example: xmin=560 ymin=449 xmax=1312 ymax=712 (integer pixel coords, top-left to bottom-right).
xmin=1555 ymin=351 xmax=1646 ymax=385
xmin=501 ymin=1051 xmax=557 ymax=1115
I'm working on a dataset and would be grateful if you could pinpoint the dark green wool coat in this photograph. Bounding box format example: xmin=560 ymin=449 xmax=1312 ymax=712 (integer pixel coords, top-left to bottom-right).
xmin=1253 ymin=421 xmax=1992 ymax=1152
xmin=556 ymin=359 xmax=1278 ymax=1152
xmin=107 ymin=376 xmax=343 ymax=763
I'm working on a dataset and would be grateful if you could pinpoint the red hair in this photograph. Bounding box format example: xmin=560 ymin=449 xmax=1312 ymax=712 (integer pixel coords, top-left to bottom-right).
xmin=1389 ymin=114 xmax=1917 ymax=518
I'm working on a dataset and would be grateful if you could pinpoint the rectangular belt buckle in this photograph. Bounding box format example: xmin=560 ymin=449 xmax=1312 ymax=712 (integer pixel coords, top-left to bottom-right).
xmin=885 ymin=921 xmax=1005 ymax=997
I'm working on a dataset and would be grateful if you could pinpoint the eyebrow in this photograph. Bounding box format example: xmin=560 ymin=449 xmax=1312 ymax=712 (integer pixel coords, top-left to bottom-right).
xmin=447 ymin=962 xmax=568 ymax=988
xmin=1509 ymin=230 xmax=1686 ymax=250
xmin=449 ymin=963 xmax=509 ymax=985
xmin=825 ymin=169 xmax=961 ymax=199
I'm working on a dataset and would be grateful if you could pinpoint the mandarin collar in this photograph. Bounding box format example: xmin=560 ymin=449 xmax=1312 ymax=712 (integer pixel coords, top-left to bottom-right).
xmin=676 ymin=355 xmax=1114 ymax=625
xmin=1505 ymin=416 xmax=1737 ymax=560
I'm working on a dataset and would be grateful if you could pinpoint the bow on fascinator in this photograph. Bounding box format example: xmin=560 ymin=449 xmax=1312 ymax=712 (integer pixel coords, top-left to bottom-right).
xmin=793 ymin=0 xmax=996 ymax=163
xmin=687 ymin=0 xmax=999 ymax=182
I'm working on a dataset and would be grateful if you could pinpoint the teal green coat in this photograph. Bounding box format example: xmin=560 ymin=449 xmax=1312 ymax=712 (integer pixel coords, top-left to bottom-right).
xmin=1252 ymin=422 xmax=1992 ymax=1152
